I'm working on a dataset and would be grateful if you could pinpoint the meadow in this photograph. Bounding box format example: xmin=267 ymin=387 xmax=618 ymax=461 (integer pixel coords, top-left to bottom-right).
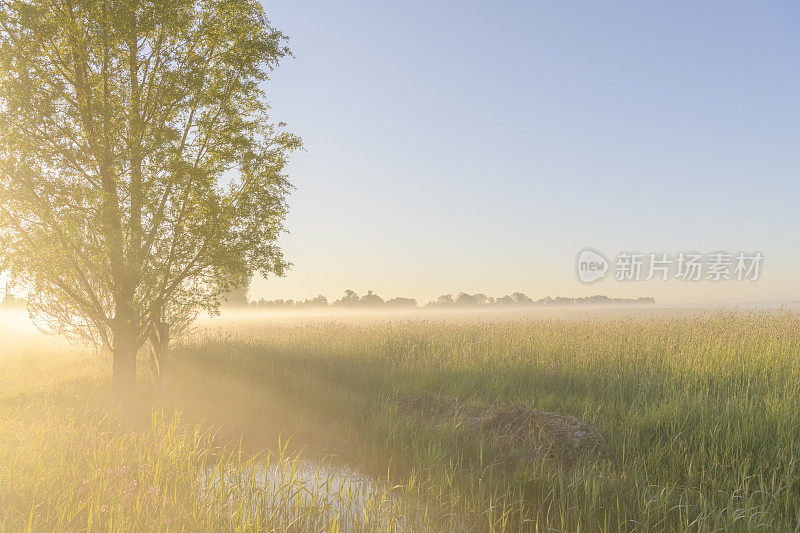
xmin=1 ymin=308 xmax=799 ymax=531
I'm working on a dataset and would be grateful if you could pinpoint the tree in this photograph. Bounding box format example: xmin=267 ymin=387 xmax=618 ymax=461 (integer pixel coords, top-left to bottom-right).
xmin=511 ymin=292 xmax=533 ymax=305
xmin=385 ymin=297 xmax=416 ymax=308
xmin=221 ymin=283 xmax=250 ymax=308
xmin=454 ymin=293 xmax=491 ymax=306
xmin=297 ymin=294 xmax=327 ymax=308
xmin=334 ymin=290 xmax=360 ymax=307
xmin=0 ymin=0 xmax=300 ymax=403
xmin=496 ymin=295 xmax=513 ymax=306
xmin=429 ymin=294 xmax=454 ymax=307
xmin=360 ymin=290 xmax=384 ymax=307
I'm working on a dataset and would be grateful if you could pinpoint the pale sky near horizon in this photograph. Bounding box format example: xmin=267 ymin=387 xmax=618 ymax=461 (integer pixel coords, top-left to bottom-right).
xmin=249 ymin=0 xmax=800 ymax=305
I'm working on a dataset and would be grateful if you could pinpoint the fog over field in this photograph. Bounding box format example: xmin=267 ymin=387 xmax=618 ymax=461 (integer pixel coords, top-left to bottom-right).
xmin=209 ymin=301 xmax=800 ymax=324
xmin=1 ymin=0 xmax=798 ymax=530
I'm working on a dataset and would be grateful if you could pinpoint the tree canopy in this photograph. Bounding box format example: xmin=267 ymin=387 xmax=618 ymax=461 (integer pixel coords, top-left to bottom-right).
xmin=0 ymin=0 xmax=300 ymax=398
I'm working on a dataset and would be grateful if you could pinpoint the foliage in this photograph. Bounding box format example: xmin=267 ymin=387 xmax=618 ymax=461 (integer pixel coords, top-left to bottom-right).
xmin=0 ymin=0 xmax=300 ymax=366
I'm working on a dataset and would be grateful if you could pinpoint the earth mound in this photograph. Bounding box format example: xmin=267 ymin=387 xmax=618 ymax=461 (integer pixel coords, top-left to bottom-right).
xmin=395 ymin=393 xmax=603 ymax=463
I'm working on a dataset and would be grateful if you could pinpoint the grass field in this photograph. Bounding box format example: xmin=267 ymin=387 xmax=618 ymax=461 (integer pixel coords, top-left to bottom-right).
xmin=1 ymin=309 xmax=799 ymax=531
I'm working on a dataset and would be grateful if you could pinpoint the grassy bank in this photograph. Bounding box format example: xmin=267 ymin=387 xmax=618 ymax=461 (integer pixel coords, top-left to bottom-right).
xmin=2 ymin=310 xmax=800 ymax=530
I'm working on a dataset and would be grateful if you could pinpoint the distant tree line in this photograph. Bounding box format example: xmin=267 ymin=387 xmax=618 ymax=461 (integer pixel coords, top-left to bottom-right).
xmin=231 ymin=289 xmax=655 ymax=309
xmin=4 ymin=288 xmax=656 ymax=312
xmin=245 ymin=290 xmax=417 ymax=309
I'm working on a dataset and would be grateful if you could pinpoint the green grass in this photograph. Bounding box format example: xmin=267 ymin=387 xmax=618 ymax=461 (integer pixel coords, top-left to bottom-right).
xmin=2 ymin=310 xmax=800 ymax=531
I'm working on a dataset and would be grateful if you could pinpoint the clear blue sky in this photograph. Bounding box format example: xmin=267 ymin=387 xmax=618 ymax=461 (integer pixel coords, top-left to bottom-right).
xmin=251 ymin=0 xmax=800 ymax=304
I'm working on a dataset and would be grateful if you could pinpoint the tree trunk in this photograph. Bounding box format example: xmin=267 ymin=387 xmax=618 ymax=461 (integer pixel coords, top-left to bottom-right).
xmin=149 ymin=321 xmax=169 ymax=399
xmin=112 ymin=324 xmax=138 ymax=405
